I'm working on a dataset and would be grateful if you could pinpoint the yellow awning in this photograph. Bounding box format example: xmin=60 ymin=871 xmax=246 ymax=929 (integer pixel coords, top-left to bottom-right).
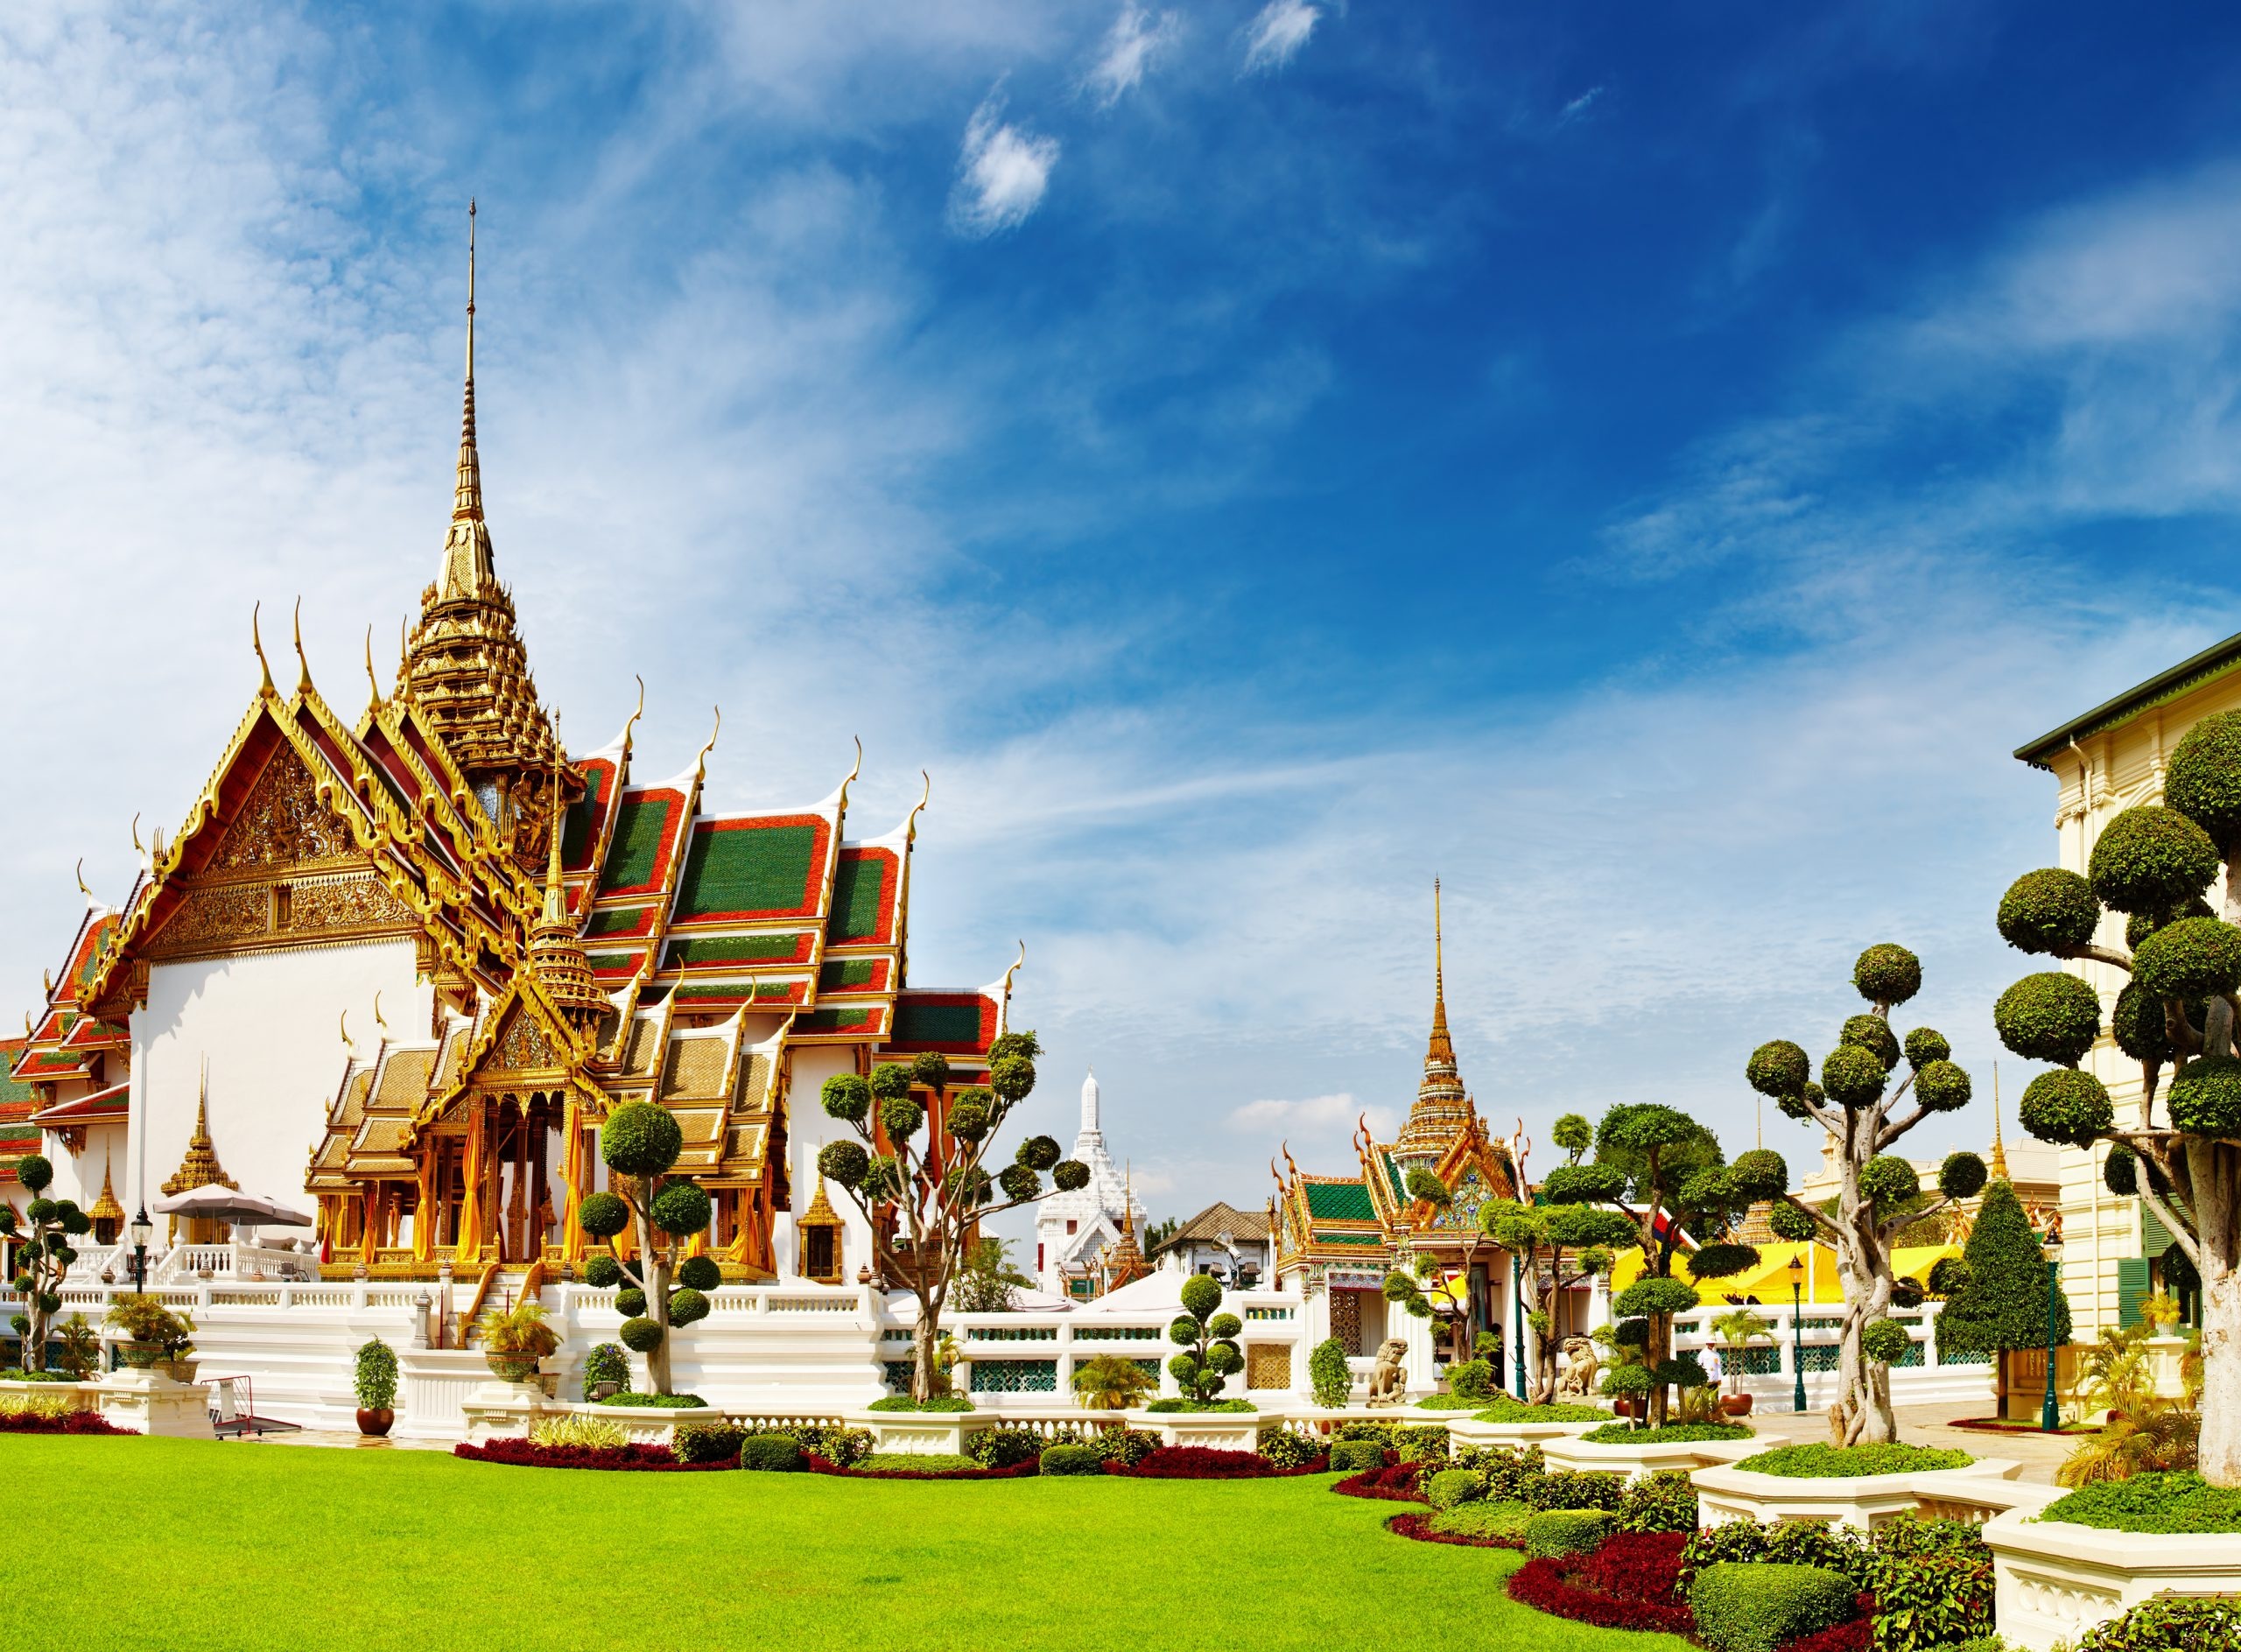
xmin=1606 ymin=1241 xmax=1958 ymax=1307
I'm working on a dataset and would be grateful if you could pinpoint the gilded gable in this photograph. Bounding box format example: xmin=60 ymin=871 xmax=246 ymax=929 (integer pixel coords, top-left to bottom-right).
xmin=211 ymin=745 xmax=355 ymax=871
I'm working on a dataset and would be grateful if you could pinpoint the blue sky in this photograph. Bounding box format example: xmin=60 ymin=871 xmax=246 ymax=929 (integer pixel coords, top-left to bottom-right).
xmin=9 ymin=2 xmax=2241 ymax=1227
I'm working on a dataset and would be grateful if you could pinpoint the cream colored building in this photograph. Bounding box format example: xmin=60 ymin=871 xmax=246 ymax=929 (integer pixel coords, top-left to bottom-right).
xmin=2013 ymin=634 xmax=2241 ymax=1335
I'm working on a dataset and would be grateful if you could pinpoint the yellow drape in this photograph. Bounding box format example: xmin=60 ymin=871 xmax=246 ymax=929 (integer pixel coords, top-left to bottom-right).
xmin=454 ymin=1110 xmax=487 ymax=1263
xmin=411 ymin=1149 xmax=436 ymax=1263
xmin=358 ymin=1188 xmax=379 ymax=1263
xmin=558 ymin=1100 xmax=587 ymax=1262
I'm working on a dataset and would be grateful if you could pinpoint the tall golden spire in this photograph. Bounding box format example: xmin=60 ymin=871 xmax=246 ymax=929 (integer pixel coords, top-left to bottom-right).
xmin=443 ymin=199 xmax=492 ymax=594
xmin=528 ymin=735 xmax=605 ymax=1032
xmin=1989 ymin=1062 xmax=2009 ymax=1179
xmin=1395 ymin=877 xmax=1472 ymax=1162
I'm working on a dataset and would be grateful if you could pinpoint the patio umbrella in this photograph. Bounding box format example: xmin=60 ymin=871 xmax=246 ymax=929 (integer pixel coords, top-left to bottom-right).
xmin=150 ymin=1186 xmax=314 ymax=1227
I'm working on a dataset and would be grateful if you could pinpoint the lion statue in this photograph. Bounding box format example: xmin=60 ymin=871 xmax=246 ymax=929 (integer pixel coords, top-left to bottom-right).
xmin=1364 ymin=1338 xmax=1410 ymax=1408
xmin=1557 ymin=1336 xmax=1599 ymax=1398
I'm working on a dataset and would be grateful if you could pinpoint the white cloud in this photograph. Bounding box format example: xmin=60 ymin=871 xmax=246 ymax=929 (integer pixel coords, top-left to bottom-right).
xmin=1083 ymin=4 xmax=1179 ymax=109
xmin=948 ymin=92 xmax=1061 ymax=236
xmin=1242 ymin=0 xmax=1318 ymax=76
xmin=1558 ymin=85 xmax=1605 ymax=124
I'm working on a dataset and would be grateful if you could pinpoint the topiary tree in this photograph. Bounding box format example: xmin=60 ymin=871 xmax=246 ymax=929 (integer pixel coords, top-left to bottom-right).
xmin=1 ymin=1156 xmax=88 ymax=1372
xmin=1483 ymin=1114 xmax=1637 ymax=1404
xmin=1935 ymin=1178 xmax=2069 ymax=1403
xmin=1168 ymin=1273 xmax=1243 ymax=1403
xmin=814 ymin=1034 xmax=1089 ymax=1403
xmin=573 ymin=1100 xmax=716 ymax=1395
xmin=1991 ymin=728 xmax=2241 ymax=1482
xmin=1308 ymin=1335 xmax=1352 ymax=1408
xmin=1402 ymin=1164 xmax=1500 ymax=1363
xmin=1744 ymin=946 xmax=1988 ymax=1445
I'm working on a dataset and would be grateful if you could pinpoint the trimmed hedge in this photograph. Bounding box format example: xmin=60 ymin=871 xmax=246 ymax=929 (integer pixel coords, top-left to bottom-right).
xmin=452 ymin=1439 xmax=726 ymax=1472
xmin=866 ymin=1393 xmax=973 ymax=1412
xmin=1525 ymin=1508 xmax=1612 ymax=1559
xmin=1678 ymin=1512 xmax=1993 ymax=1652
xmin=2077 ymin=1593 xmax=2241 ymax=1649
xmin=671 ymin=1421 xmax=747 ymax=1464
xmin=2042 ymin=1470 xmax=2241 ymax=1533
xmin=0 ymin=1410 xmax=134 ymax=1436
xmin=739 ymin=1434 xmax=802 ymax=1473
xmin=1113 ymin=1446 xmax=1286 ymax=1480
xmin=1579 ymin=1420 xmax=1751 ymax=1445
xmin=1736 ymin=1442 xmax=1971 ymax=1478
xmin=1424 ymin=1467 xmax=1484 ymax=1509
xmin=1327 ymin=1439 xmax=1386 ymax=1475
xmin=1331 ymin=1463 xmax=1422 ymax=1503
xmin=1687 ymin=1562 xmax=1855 ymax=1652
xmin=1469 ymin=1396 xmax=1609 ymax=1423
xmin=965 ymin=1426 xmax=1044 ymax=1470
xmin=1504 ymin=1531 xmax=1696 ymax=1635
xmin=592 ymin=1391 xmax=709 ymax=1409
xmin=1037 ymin=1443 xmax=1104 ymax=1477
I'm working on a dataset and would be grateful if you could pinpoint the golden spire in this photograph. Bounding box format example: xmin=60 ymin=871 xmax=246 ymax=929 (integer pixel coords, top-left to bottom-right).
xmin=1427 ymin=875 xmax=1455 ymax=1067
xmin=1396 ymin=876 xmax=1472 ymax=1161
xmin=453 ymin=198 xmax=484 ymax=534
xmin=89 ymin=1149 xmax=124 ymax=1227
xmin=161 ymin=1061 xmax=240 ymax=1198
xmin=1989 ymin=1061 xmax=2009 ymax=1179
xmin=528 ymin=734 xmax=607 ymax=1031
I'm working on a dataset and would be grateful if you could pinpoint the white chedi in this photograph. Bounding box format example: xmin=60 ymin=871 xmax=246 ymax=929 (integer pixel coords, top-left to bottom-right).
xmin=1033 ymin=1070 xmax=1146 ymax=1295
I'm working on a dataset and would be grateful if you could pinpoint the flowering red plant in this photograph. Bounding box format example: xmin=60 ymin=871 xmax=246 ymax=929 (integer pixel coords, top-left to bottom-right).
xmin=0 ymin=1410 xmax=134 ymax=1436
xmin=453 ymin=1438 xmax=726 ymax=1471
xmin=804 ymin=1454 xmax=1039 ymax=1480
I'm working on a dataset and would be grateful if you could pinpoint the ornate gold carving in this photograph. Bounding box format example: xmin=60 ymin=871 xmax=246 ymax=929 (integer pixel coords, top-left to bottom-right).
xmin=211 ymin=745 xmax=353 ymax=871
xmin=289 ymin=875 xmax=415 ymax=932
xmin=145 ymin=882 xmax=270 ymax=957
xmin=488 ymin=1009 xmax=558 ymax=1073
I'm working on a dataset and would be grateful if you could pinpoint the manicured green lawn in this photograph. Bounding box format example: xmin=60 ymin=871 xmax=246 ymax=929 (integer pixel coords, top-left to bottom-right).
xmin=18 ymin=1437 xmax=1691 ymax=1652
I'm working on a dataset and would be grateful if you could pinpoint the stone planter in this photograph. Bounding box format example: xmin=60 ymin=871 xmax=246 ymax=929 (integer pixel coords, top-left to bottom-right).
xmin=115 ymin=1341 xmax=164 ymax=1370
xmin=851 ymin=1409 xmax=987 ymax=1458
xmin=157 ymin=1360 xmax=198 ymax=1384
xmin=95 ymin=1369 xmax=215 ymax=1439
xmin=1984 ymin=1504 xmax=2241 ymax=1652
xmin=1693 ymin=1457 xmax=2029 ymax=1533
xmin=1149 ymin=1410 xmax=1261 ymax=1453
xmin=484 ymin=1352 xmax=540 ymax=1384
xmin=1442 ymin=1415 xmax=1605 ymax=1456
xmin=355 ymin=1407 xmax=395 ymax=1438
xmin=1720 ymin=1392 xmax=1754 ymax=1417
xmin=1541 ymin=1433 xmax=1763 ymax=1483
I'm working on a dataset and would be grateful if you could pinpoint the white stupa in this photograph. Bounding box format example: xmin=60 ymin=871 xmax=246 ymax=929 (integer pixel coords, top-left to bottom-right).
xmin=1033 ymin=1070 xmax=1148 ymax=1297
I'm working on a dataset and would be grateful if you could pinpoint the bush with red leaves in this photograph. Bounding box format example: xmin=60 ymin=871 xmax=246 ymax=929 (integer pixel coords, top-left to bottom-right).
xmin=1332 ymin=1463 xmax=1425 ymax=1502
xmin=1113 ymin=1445 xmax=1325 ymax=1479
xmin=1578 ymin=1531 xmax=1690 ymax=1603
xmin=1780 ymin=1596 xmax=1874 ymax=1652
xmin=453 ymin=1438 xmax=727 ymax=1471
xmin=1506 ymin=1531 xmax=1697 ymax=1636
xmin=1386 ymin=1512 xmax=1522 ymax=1549
xmin=0 ymin=1410 xmax=135 ymax=1436
xmin=804 ymin=1454 xmax=1040 ymax=1480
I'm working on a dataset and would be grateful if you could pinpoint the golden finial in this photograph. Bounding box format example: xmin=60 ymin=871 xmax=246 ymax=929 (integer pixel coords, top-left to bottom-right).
xmin=252 ymin=601 xmax=274 ymax=694
xmin=622 ymin=673 xmax=645 ymax=756
xmin=364 ymin=625 xmax=382 ymax=711
xmin=905 ymin=770 xmax=931 ymax=843
xmin=1001 ymin=938 xmax=1026 ymax=996
xmin=692 ymin=706 xmax=721 ymax=783
xmin=836 ymin=735 xmax=863 ymax=814
xmin=75 ymin=858 xmax=91 ymax=900
xmin=130 ymin=812 xmax=143 ymax=854
xmin=1989 ymin=1061 xmax=2009 ymax=1179
xmin=292 ymin=597 xmax=312 ymax=693
xmin=540 ymin=720 xmax=568 ymax=924
xmin=42 ymin=969 xmax=53 ymax=998
xmin=373 ymin=991 xmax=388 ymax=1035
xmin=340 ymin=1009 xmax=355 ymax=1056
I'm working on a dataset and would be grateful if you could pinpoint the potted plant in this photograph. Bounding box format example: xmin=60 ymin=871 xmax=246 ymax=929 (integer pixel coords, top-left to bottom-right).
xmin=1071 ymin=1353 xmax=1156 ymax=1410
xmin=104 ymin=1293 xmax=187 ymax=1371
xmin=155 ymin=1308 xmax=198 ymax=1383
xmin=1710 ymin=1307 xmax=1774 ymax=1417
xmin=354 ymin=1338 xmax=398 ymax=1436
xmin=478 ymin=1298 xmax=559 ymax=1385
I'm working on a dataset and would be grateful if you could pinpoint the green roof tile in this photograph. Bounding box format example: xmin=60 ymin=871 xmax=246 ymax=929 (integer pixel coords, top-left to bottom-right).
xmin=1304 ymin=1180 xmax=1376 ymax=1222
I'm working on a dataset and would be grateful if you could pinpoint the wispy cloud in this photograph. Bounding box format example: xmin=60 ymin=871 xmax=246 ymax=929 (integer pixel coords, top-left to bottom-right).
xmin=1558 ymin=84 xmax=1605 ymax=125
xmin=1242 ymin=0 xmax=1319 ymax=76
xmin=1083 ymin=4 xmax=1179 ymax=109
xmin=949 ymin=91 xmax=1061 ymax=236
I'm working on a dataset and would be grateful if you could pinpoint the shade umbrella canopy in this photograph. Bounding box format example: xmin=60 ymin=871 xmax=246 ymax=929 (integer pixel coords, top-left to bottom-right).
xmin=150 ymin=1186 xmax=314 ymax=1227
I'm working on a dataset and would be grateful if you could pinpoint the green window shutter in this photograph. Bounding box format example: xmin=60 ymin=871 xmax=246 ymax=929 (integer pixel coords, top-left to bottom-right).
xmin=2116 ymin=1257 xmax=2150 ymax=1335
xmin=2140 ymin=1199 xmax=2175 ymax=1260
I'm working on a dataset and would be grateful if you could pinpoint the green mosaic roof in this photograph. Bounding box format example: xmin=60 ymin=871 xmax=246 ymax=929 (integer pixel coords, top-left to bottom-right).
xmin=600 ymin=798 xmax=674 ymax=889
xmin=818 ymin=959 xmax=878 ymax=991
xmin=828 ymin=853 xmax=889 ymax=941
xmin=1303 ymin=1180 xmax=1375 ymax=1222
xmin=1311 ymin=1231 xmax=1386 ymax=1247
xmin=584 ymin=906 xmax=648 ymax=938
xmin=891 ymin=1002 xmax=981 ymax=1047
xmin=664 ymin=933 xmax=808 ymax=968
xmin=676 ymin=825 xmax=818 ymax=918
xmin=799 ymin=1008 xmax=874 ymax=1034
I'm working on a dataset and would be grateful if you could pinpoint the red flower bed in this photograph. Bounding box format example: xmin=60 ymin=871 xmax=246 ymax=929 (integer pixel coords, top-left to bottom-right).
xmin=453 ymin=1438 xmax=730 ymax=1472
xmin=1109 ymin=1446 xmax=1286 ymax=1480
xmin=0 ymin=1410 xmax=134 ymax=1436
xmin=1387 ymin=1512 xmax=1521 ymax=1549
xmin=1580 ymin=1531 xmax=1690 ymax=1602
xmin=1781 ymin=1597 xmax=1874 ymax=1652
xmin=1332 ymin=1463 xmax=1425 ymax=1502
xmin=1506 ymin=1532 xmax=1696 ymax=1636
xmin=803 ymin=1454 xmax=1040 ymax=1481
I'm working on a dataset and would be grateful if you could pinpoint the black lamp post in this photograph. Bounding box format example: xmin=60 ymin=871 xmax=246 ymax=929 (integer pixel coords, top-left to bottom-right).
xmin=1512 ymin=1259 xmax=1528 ymax=1400
xmin=2041 ymin=1221 xmax=2065 ymax=1432
xmin=1788 ymin=1253 xmax=1807 ymax=1414
xmin=129 ymin=1206 xmax=153 ymax=1295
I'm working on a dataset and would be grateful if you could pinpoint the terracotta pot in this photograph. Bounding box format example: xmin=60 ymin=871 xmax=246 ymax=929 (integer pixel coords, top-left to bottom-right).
xmin=1721 ymin=1391 xmax=1754 ymax=1417
xmin=116 ymin=1340 xmax=164 ymax=1369
xmin=485 ymin=1352 xmax=539 ymax=1384
xmin=355 ymin=1407 xmax=395 ymax=1438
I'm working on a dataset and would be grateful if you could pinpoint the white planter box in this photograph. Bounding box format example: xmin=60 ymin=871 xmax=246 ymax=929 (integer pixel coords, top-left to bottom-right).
xmin=1444 ymin=1416 xmax=1606 ymax=1455
xmin=1692 ymin=1458 xmax=2033 ymax=1532
xmin=1149 ymin=1411 xmax=1262 ymax=1453
xmin=1540 ymin=1433 xmax=1764 ymax=1483
xmin=1985 ymin=1505 xmax=2241 ymax=1652
xmin=847 ymin=1410 xmax=987 ymax=1457
xmin=94 ymin=1370 xmax=215 ymax=1439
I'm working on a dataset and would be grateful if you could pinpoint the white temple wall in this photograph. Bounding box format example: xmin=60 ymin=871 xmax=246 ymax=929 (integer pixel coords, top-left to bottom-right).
xmin=781 ymin=1043 xmax=874 ymax=1280
xmin=42 ymin=1121 xmax=127 ymax=1215
xmin=128 ymin=941 xmax=429 ymax=1220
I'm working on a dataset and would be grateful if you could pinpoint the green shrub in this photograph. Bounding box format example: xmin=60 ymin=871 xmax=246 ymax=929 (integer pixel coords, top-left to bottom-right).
xmin=618 ymin=1316 xmax=663 ymax=1353
xmin=1615 ymin=1469 xmax=1697 ymax=1534
xmin=1528 ymin=1468 xmax=1624 ymax=1512
xmin=1430 ymin=1499 xmax=1532 ymax=1541
xmin=1334 ymin=1421 xmax=1394 ymax=1445
xmin=1579 ymin=1420 xmax=1752 ymax=1445
xmin=592 ymin=1391 xmax=709 ymax=1409
xmin=1096 ymin=1427 xmax=1159 ymax=1469
xmin=1524 ymin=1508 xmax=1612 ymax=1559
xmin=580 ymin=1342 xmax=629 ymax=1401
xmin=1328 ymin=1440 xmax=1384 ymax=1474
xmin=1424 ymin=1468 xmax=1484 ymax=1509
xmin=1444 ymin=1358 xmax=1495 ymax=1400
xmin=353 ymin=1339 xmax=397 ymax=1410
xmin=1458 ymin=1444 xmax=1548 ymax=1502
xmin=675 ymin=1254 xmax=722 ymax=1292
xmin=789 ymin=1424 xmax=872 ymax=1468
xmin=1992 ymin=972 xmax=2102 ymax=1066
xmin=1038 ymin=1444 xmax=1104 ymax=1477
xmin=866 ymin=1393 xmax=973 ymax=1412
xmin=1412 ymin=1392 xmax=1493 ymax=1409
xmin=1392 ymin=1424 xmax=1450 ymax=1464
xmin=1678 ymin=1512 xmax=1994 ymax=1652
xmin=1142 ymin=1397 xmax=1256 ymax=1413
xmin=1308 ymin=1337 xmax=1351 ymax=1408
xmin=671 ymin=1421 xmax=747 ymax=1464
xmin=1471 ymin=1396 xmax=1608 ymax=1424
xmin=1737 ymin=1441 xmax=1971 ymax=1478
xmin=1688 ymin=1563 xmax=1855 ymax=1652
xmin=1254 ymin=1430 xmax=1324 ymax=1470
xmin=965 ymin=1426 xmax=1044 ymax=1470
xmin=2041 ymin=1470 xmax=2241 ymax=1532
xmin=739 ymin=1433 xmax=802 ymax=1473
xmin=2076 ymin=1593 xmax=2241 ymax=1650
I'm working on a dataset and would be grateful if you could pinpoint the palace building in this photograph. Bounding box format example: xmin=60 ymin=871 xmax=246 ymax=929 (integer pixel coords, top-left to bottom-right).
xmin=6 ymin=221 xmax=1018 ymax=1294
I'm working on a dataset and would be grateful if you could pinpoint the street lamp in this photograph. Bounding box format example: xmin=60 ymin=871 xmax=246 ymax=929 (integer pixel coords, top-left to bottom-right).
xmin=2041 ymin=1218 xmax=2065 ymax=1432
xmin=1788 ymin=1253 xmax=1807 ymax=1414
xmin=1512 ymin=1256 xmax=1528 ymax=1400
xmin=128 ymin=1206 xmax=153 ymax=1295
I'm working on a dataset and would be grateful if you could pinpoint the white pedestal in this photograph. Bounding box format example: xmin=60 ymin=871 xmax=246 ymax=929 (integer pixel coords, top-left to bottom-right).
xmin=95 ymin=1370 xmax=216 ymax=1439
xmin=460 ymin=1380 xmax=551 ymax=1444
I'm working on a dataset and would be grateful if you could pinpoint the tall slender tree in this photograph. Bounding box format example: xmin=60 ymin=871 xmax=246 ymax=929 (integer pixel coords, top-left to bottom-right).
xmin=1743 ymin=945 xmax=1988 ymax=1445
xmin=1485 ymin=1113 xmax=1636 ymax=1403
xmin=2 ymin=1156 xmax=88 ymax=1373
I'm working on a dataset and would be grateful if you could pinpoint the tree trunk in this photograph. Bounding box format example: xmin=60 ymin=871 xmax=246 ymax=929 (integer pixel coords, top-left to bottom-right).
xmin=1649 ymin=1311 xmax=1673 ymax=1428
xmin=633 ymin=1175 xmax=673 ymax=1395
xmin=913 ymin=1290 xmax=944 ymax=1403
xmin=2192 ymin=1139 xmax=2241 ymax=1487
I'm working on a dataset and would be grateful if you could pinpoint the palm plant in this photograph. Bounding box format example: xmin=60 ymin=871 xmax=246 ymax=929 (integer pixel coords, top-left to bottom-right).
xmin=2058 ymin=1322 xmax=2199 ymax=1486
xmin=1710 ymin=1308 xmax=1774 ymax=1395
xmin=1071 ymin=1353 xmax=1156 ymax=1410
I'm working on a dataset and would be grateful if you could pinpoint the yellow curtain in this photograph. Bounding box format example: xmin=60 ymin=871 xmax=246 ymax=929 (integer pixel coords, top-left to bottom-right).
xmin=454 ymin=1107 xmax=487 ymax=1263
xmin=558 ymin=1099 xmax=586 ymax=1262
xmin=358 ymin=1188 xmax=379 ymax=1263
xmin=411 ymin=1149 xmax=436 ymax=1264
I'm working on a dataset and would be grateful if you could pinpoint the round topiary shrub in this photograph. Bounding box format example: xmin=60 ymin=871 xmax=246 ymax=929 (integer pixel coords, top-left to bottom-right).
xmin=1994 ymin=972 xmax=2101 ymax=1066
xmin=1728 ymin=1149 xmax=1788 ymax=1202
xmin=2164 ymin=710 xmax=2241 ymax=843
xmin=2167 ymin=1054 xmax=2241 ymax=1137
xmin=1687 ymin=1562 xmax=1856 ymax=1652
xmin=1820 ymin=1042 xmax=1888 ymax=1107
xmin=650 ymin=1180 xmax=712 ymax=1237
xmin=614 ymin=1287 xmax=648 ymax=1318
xmin=1425 ymin=1467 xmax=1485 ymax=1509
xmin=2111 ymin=981 xmax=2183 ymax=1063
xmin=601 ymin=1100 xmax=685 ymax=1177
xmin=740 ymin=1433 xmax=802 ymax=1473
xmin=2020 ymin=1067 xmax=2114 ymax=1148
xmin=1524 ymin=1508 xmax=1612 ymax=1560
xmin=1939 ymin=1151 xmax=1988 ymax=1201
xmin=1329 ymin=1439 xmax=1384 ymax=1474
xmin=1859 ymin=1318 xmax=1911 ymax=1366
xmin=1915 ymin=1058 xmax=1972 ymax=1112
xmin=1767 ymin=1200 xmax=1817 ymax=1242
xmin=1858 ymin=1155 xmax=1921 ymax=1207
xmin=575 ymin=1192 xmax=629 ymax=1240
xmin=2133 ymin=916 xmax=2241 ymax=1002
xmin=583 ymin=1253 xmax=624 ymax=1289
xmin=676 ymin=1255 xmax=721 ymax=1292
xmin=1998 ymin=868 xmax=2101 ymax=955
xmin=1854 ymin=943 xmax=1921 ymax=1004
xmin=1612 ymin=1277 xmax=1701 ymax=1319
xmin=1688 ymin=1243 xmax=1761 ymax=1282
xmin=1746 ymin=1040 xmax=1810 ymax=1098
xmin=1840 ymin=1015 xmax=1900 ymax=1070
xmin=667 ymin=1288 xmax=710 ymax=1327
xmin=1038 ymin=1443 xmax=1105 ymax=1477
xmin=618 ymin=1316 xmax=663 ymax=1354
xmin=819 ymin=1072 xmax=871 ymax=1124
xmin=818 ymin=1139 xmax=869 ymax=1189
xmin=2089 ymin=805 xmax=2220 ymax=915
